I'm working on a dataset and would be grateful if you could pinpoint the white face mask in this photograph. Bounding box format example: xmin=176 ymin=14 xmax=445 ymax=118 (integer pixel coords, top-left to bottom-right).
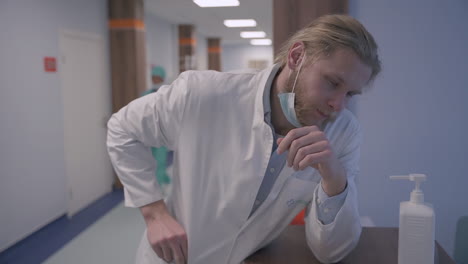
xmin=277 ymin=54 xmax=306 ymax=128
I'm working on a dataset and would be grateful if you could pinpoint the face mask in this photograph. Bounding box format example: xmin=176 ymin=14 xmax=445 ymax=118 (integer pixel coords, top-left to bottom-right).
xmin=278 ymin=54 xmax=306 ymax=128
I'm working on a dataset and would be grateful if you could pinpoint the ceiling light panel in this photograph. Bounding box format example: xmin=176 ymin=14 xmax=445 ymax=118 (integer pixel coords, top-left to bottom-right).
xmin=240 ymin=31 xmax=266 ymax=38
xmin=250 ymin=39 xmax=272 ymax=46
xmin=224 ymin=19 xmax=257 ymax=28
xmin=193 ymin=0 xmax=239 ymax=7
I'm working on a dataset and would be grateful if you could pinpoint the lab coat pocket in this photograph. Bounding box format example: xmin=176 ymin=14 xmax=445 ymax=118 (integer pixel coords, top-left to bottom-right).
xmin=136 ymin=229 xmax=169 ymax=264
xmin=281 ymin=175 xmax=317 ymax=210
xmin=266 ymin=166 xmax=318 ymax=209
xmin=263 ymin=173 xmax=317 ymax=226
xmin=291 ymin=166 xmax=321 ymax=182
xmin=254 ymin=175 xmax=318 ymax=248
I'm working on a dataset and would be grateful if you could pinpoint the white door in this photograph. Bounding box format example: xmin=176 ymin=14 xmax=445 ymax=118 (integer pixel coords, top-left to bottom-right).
xmin=59 ymin=30 xmax=114 ymax=217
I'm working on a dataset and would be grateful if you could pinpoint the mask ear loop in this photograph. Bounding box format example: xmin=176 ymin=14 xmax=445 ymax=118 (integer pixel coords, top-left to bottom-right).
xmin=291 ymin=54 xmax=306 ymax=93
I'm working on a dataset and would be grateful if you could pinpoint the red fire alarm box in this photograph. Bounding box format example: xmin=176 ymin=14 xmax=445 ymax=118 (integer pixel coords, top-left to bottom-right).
xmin=44 ymin=57 xmax=57 ymax=72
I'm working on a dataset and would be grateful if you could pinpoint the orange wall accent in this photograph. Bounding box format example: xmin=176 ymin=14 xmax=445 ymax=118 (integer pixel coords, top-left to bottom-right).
xmin=179 ymin=38 xmax=196 ymax=46
xmin=108 ymin=19 xmax=145 ymax=30
xmin=208 ymin=47 xmax=221 ymax=53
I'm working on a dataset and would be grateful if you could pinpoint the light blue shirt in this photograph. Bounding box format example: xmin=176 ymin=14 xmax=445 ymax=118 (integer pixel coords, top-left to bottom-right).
xmin=249 ymin=64 xmax=347 ymax=225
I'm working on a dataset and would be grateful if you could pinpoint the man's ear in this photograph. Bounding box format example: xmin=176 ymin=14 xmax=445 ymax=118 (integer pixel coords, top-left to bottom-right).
xmin=287 ymin=42 xmax=305 ymax=71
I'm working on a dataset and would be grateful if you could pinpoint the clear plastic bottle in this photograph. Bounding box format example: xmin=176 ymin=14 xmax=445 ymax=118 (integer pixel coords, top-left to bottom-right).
xmin=390 ymin=174 xmax=435 ymax=264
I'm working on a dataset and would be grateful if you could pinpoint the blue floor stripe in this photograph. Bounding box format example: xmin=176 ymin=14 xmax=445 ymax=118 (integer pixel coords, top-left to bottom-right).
xmin=0 ymin=188 xmax=124 ymax=264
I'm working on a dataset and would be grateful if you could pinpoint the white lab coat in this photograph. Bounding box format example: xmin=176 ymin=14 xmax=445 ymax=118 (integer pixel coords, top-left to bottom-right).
xmin=107 ymin=65 xmax=362 ymax=264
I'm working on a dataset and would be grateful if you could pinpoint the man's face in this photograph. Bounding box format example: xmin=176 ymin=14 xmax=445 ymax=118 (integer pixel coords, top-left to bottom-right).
xmin=289 ymin=48 xmax=372 ymax=127
xmin=152 ymin=75 xmax=163 ymax=85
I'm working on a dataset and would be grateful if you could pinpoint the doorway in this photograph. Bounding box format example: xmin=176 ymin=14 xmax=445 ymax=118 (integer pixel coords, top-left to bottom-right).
xmin=59 ymin=30 xmax=114 ymax=217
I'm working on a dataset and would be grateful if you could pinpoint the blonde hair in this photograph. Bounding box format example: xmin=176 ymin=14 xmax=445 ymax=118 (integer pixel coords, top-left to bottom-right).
xmin=275 ymin=14 xmax=381 ymax=82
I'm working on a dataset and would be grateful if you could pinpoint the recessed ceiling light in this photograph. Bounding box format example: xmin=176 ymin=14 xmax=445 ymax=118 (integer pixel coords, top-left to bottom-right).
xmin=224 ymin=19 xmax=257 ymax=28
xmin=193 ymin=0 xmax=239 ymax=7
xmin=240 ymin=31 xmax=266 ymax=38
xmin=250 ymin=39 xmax=272 ymax=46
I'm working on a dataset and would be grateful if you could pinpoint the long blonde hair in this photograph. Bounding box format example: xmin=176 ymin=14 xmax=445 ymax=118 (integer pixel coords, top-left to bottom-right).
xmin=275 ymin=14 xmax=381 ymax=82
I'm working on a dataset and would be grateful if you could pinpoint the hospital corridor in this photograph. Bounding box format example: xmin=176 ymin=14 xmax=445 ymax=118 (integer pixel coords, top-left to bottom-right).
xmin=1 ymin=0 xmax=468 ymax=264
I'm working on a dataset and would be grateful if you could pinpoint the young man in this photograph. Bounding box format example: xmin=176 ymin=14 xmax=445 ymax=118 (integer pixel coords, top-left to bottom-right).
xmin=141 ymin=66 xmax=171 ymax=195
xmin=146 ymin=65 xmax=166 ymax=94
xmin=107 ymin=14 xmax=381 ymax=264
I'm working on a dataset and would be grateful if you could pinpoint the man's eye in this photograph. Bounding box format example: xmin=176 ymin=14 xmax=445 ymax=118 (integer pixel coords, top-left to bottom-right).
xmin=346 ymin=92 xmax=358 ymax=98
xmin=328 ymin=79 xmax=338 ymax=88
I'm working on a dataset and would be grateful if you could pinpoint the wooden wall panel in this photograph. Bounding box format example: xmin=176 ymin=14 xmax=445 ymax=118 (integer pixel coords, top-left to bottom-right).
xmin=108 ymin=0 xmax=147 ymax=188
xmin=108 ymin=0 xmax=146 ymax=112
xmin=273 ymin=0 xmax=348 ymax=55
xmin=207 ymin=38 xmax=221 ymax=71
xmin=178 ymin=25 xmax=196 ymax=73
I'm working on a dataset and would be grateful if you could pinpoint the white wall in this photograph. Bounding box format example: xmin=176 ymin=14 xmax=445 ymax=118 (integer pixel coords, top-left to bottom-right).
xmin=0 ymin=1 xmax=200 ymax=252
xmin=145 ymin=12 xmax=178 ymax=84
xmin=0 ymin=0 xmax=108 ymax=252
xmin=196 ymin=32 xmax=208 ymax=71
xmin=221 ymin=44 xmax=273 ymax=72
xmin=145 ymin=14 xmax=208 ymax=81
xmin=350 ymin=0 xmax=468 ymax=257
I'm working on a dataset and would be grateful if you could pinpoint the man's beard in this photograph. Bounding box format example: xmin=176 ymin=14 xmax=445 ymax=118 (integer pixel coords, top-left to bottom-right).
xmin=287 ymin=70 xmax=336 ymax=129
xmin=286 ymin=69 xmax=316 ymax=127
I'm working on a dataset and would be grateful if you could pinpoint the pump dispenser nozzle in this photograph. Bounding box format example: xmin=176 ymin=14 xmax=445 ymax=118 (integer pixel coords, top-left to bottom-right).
xmin=390 ymin=174 xmax=427 ymax=203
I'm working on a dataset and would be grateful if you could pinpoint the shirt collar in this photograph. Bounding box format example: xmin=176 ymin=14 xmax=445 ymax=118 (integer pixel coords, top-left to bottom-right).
xmin=262 ymin=64 xmax=282 ymax=126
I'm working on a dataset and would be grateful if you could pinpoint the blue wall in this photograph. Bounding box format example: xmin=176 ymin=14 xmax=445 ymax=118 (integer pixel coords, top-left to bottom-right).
xmin=350 ymin=0 xmax=468 ymax=256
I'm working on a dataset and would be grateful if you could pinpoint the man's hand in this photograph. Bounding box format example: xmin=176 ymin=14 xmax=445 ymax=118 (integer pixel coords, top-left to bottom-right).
xmin=277 ymin=126 xmax=347 ymax=196
xmin=140 ymin=200 xmax=188 ymax=264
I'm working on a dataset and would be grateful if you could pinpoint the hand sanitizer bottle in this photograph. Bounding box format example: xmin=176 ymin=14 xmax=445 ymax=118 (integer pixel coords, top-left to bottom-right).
xmin=390 ymin=174 xmax=435 ymax=264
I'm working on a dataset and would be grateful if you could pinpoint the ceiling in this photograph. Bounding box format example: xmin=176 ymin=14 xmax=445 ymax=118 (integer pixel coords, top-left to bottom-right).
xmin=145 ymin=0 xmax=273 ymax=45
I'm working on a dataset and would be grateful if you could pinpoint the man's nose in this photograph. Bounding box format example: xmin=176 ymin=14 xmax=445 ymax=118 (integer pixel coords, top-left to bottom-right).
xmin=328 ymin=93 xmax=346 ymax=112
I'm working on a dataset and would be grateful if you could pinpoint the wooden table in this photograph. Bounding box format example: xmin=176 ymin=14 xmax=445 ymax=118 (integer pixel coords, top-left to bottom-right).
xmin=244 ymin=226 xmax=455 ymax=264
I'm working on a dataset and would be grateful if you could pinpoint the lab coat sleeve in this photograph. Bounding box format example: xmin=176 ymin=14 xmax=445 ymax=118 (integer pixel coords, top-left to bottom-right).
xmin=304 ymin=122 xmax=363 ymax=264
xmin=107 ymin=72 xmax=190 ymax=208
xmin=316 ymin=183 xmax=348 ymax=225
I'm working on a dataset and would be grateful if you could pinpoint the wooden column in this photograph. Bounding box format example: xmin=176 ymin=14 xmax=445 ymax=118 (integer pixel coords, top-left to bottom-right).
xmin=109 ymin=0 xmax=147 ymax=110
xmin=207 ymin=38 xmax=221 ymax=71
xmin=178 ymin=25 xmax=196 ymax=73
xmin=273 ymin=0 xmax=348 ymax=55
xmin=108 ymin=0 xmax=147 ymax=188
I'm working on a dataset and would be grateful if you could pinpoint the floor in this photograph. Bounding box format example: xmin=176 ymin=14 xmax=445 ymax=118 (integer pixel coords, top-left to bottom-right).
xmin=0 ymin=189 xmax=139 ymax=264
xmin=43 ymin=201 xmax=145 ymax=264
